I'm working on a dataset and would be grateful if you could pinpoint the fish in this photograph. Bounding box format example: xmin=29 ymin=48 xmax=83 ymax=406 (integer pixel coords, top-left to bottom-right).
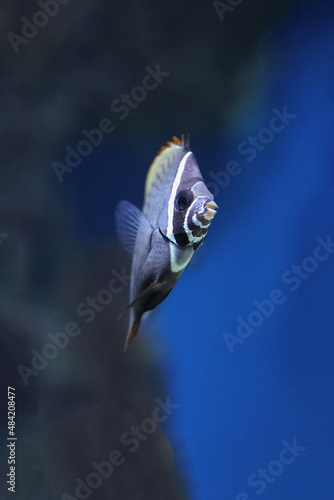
xmin=115 ymin=135 xmax=218 ymax=350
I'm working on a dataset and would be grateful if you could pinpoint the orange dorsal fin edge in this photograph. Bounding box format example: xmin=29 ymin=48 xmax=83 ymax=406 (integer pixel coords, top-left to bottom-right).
xmin=156 ymin=134 xmax=186 ymax=157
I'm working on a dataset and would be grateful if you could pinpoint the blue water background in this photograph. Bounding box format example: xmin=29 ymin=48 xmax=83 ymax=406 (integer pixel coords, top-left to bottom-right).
xmin=46 ymin=2 xmax=334 ymax=499
xmin=153 ymin=5 xmax=334 ymax=500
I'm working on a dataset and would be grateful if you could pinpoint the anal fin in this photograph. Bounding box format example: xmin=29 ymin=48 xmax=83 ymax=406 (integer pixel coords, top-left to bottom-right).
xmin=124 ymin=279 xmax=159 ymax=312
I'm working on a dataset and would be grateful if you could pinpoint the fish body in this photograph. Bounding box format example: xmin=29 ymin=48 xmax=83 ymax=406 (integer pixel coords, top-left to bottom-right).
xmin=115 ymin=136 xmax=218 ymax=349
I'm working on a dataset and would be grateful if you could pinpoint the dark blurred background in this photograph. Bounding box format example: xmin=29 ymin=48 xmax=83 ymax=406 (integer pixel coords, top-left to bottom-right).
xmin=1 ymin=0 xmax=334 ymax=499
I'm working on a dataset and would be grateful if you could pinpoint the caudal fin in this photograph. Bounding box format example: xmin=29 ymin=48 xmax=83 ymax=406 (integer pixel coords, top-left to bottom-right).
xmin=124 ymin=315 xmax=142 ymax=351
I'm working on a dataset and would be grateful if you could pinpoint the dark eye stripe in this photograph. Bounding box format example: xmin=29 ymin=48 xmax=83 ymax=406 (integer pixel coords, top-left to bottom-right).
xmin=174 ymin=231 xmax=190 ymax=246
xmin=175 ymin=190 xmax=194 ymax=211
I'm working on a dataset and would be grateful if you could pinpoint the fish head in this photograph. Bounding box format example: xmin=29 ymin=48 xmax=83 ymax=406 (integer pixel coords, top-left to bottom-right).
xmin=150 ymin=140 xmax=218 ymax=249
xmin=173 ymin=184 xmax=218 ymax=248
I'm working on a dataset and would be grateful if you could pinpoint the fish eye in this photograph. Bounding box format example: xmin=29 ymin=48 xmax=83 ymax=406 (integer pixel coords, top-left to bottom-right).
xmin=176 ymin=190 xmax=193 ymax=211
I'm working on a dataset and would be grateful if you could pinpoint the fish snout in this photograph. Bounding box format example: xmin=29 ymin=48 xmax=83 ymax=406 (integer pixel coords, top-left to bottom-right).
xmin=203 ymin=200 xmax=218 ymax=221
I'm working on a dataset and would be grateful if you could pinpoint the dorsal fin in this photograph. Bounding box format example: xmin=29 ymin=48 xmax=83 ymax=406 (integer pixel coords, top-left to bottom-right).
xmin=157 ymin=135 xmax=184 ymax=156
xmin=144 ymin=135 xmax=189 ymax=200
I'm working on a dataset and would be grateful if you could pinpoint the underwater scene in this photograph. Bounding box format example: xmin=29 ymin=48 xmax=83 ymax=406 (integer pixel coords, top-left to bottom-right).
xmin=1 ymin=1 xmax=334 ymax=499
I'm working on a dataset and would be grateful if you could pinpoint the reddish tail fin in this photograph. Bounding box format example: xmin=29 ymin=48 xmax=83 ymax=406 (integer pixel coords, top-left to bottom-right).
xmin=124 ymin=315 xmax=142 ymax=351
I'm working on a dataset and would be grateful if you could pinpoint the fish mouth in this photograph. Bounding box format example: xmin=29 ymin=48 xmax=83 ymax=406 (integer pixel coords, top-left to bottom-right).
xmin=203 ymin=201 xmax=218 ymax=220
